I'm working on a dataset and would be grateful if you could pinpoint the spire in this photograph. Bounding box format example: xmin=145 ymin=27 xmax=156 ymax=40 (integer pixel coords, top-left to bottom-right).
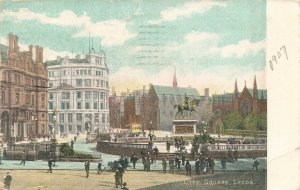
xmin=254 ymin=75 xmax=257 ymax=90
xmin=173 ymin=67 xmax=178 ymax=88
xmin=253 ymin=75 xmax=258 ymax=99
xmin=234 ymin=78 xmax=239 ymax=98
xmin=89 ymin=32 xmax=91 ymax=54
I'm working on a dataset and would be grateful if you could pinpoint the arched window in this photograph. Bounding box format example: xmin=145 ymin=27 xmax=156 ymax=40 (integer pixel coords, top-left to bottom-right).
xmin=240 ymin=100 xmax=249 ymax=115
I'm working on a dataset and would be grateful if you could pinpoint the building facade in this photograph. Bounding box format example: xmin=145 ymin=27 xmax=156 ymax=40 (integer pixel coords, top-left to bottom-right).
xmin=212 ymin=77 xmax=267 ymax=132
xmin=46 ymin=48 xmax=110 ymax=134
xmin=0 ymin=33 xmax=48 ymax=141
xmin=147 ymin=84 xmax=212 ymax=131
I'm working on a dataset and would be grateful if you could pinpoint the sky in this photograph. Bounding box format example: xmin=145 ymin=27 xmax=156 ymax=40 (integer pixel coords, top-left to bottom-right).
xmin=0 ymin=0 xmax=266 ymax=95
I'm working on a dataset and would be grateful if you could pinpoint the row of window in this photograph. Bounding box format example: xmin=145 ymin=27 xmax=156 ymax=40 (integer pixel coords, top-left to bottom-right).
xmin=48 ymin=69 xmax=106 ymax=77
xmin=48 ymin=79 xmax=109 ymax=88
xmin=49 ymin=91 xmax=108 ymax=100
xmin=2 ymin=71 xmax=46 ymax=87
xmin=1 ymin=91 xmax=46 ymax=108
xmin=49 ymin=113 xmax=108 ymax=124
xmin=49 ymin=101 xmax=108 ymax=110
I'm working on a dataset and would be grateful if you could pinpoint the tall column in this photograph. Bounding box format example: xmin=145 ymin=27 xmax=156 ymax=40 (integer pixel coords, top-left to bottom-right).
xmin=23 ymin=123 xmax=28 ymax=140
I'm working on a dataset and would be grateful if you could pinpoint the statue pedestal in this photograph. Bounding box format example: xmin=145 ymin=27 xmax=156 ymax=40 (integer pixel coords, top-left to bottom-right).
xmin=172 ymin=120 xmax=197 ymax=135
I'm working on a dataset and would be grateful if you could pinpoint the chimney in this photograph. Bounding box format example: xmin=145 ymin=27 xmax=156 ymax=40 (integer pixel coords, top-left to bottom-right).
xmin=28 ymin=45 xmax=33 ymax=58
xmin=39 ymin=47 xmax=43 ymax=63
xmin=35 ymin=46 xmax=40 ymax=63
xmin=204 ymin=88 xmax=209 ymax=97
xmin=75 ymin=54 xmax=81 ymax=60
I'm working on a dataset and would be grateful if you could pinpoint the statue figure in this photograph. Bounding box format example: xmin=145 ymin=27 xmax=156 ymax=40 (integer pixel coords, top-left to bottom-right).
xmin=173 ymin=95 xmax=200 ymax=118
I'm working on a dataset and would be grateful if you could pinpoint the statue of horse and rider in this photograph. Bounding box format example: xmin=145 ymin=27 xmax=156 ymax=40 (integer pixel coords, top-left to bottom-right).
xmin=173 ymin=94 xmax=200 ymax=118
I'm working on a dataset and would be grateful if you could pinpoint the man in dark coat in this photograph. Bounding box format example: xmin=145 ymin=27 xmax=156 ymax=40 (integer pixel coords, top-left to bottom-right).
xmin=48 ymin=159 xmax=53 ymax=173
xmin=252 ymin=158 xmax=259 ymax=171
xmin=195 ymin=159 xmax=200 ymax=175
xmin=185 ymin=161 xmax=191 ymax=175
xmin=4 ymin=172 xmax=12 ymax=190
xmin=162 ymin=158 xmax=167 ymax=173
xmin=84 ymin=161 xmax=90 ymax=178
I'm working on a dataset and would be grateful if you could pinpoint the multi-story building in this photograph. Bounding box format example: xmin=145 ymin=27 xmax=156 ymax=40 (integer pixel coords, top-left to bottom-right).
xmin=0 ymin=33 xmax=48 ymax=141
xmin=211 ymin=77 xmax=267 ymax=132
xmin=109 ymin=87 xmax=121 ymax=129
xmin=45 ymin=48 xmax=110 ymax=134
xmin=212 ymin=77 xmax=267 ymax=118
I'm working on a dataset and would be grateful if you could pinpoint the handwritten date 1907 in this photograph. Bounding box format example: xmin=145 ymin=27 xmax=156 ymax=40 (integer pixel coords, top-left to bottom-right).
xmin=269 ymin=45 xmax=288 ymax=71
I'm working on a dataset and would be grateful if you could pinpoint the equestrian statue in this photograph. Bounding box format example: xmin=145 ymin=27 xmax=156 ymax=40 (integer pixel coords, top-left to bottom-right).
xmin=173 ymin=94 xmax=200 ymax=118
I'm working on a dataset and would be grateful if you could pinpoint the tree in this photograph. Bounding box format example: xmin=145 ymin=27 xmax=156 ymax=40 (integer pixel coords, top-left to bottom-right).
xmin=223 ymin=112 xmax=243 ymax=130
xmin=242 ymin=114 xmax=257 ymax=130
xmin=256 ymin=114 xmax=267 ymax=131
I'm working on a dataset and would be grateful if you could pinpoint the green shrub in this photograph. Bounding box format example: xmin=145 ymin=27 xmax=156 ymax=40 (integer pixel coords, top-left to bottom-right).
xmin=59 ymin=143 xmax=74 ymax=157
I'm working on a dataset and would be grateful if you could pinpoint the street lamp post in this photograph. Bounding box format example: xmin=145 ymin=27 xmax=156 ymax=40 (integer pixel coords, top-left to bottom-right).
xmin=52 ymin=109 xmax=58 ymax=140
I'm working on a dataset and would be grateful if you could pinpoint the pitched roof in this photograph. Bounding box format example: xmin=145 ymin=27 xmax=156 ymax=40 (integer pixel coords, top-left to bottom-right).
xmin=212 ymin=93 xmax=234 ymax=104
xmin=45 ymin=58 xmax=89 ymax=66
xmin=151 ymin=85 xmax=200 ymax=97
xmin=54 ymin=82 xmax=75 ymax=90
xmin=212 ymin=88 xmax=267 ymax=104
xmin=248 ymin=89 xmax=267 ymax=100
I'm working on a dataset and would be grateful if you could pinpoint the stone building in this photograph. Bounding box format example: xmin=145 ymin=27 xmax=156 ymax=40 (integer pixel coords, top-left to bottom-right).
xmin=212 ymin=77 xmax=267 ymax=118
xmin=109 ymin=88 xmax=121 ymax=129
xmin=146 ymin=84 xmax=211 ymax=131
xmin=0 ymin=33 xmax=48 ymax=141
xmin=45 ymin=47 xmax=110 ymax=134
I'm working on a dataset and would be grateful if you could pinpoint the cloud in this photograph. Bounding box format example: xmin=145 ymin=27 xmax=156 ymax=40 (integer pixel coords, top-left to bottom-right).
xmin=149 ymin=1 xmax=225 ymax=24
xmin=221 ymin=40 xmax=265 ymax=58
xmin=164 ymin=32 xmax=265 ymax=60
xmin=1 ymin=8 xmax=136 ymax=46
xmin=164 ymin=31 xmax=220 ymax=58
xmin=110 ymin=64 xmax=266 ymax=95
xmin=72 ymin=19 xmax=137 ymax=46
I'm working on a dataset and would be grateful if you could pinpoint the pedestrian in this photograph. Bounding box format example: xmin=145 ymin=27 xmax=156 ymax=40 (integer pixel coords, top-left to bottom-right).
xmin=221 ymin=156 xmax=227 ymax=169
xmin=185 ymin=161 xmax=191 ymax=175
xmin=153 ymin=146 xmax=159 ymax=163
xmin=48 ymin=159 xmax=53 ymax=173
xmin=162 ymin=158 xmax=167 ymax=173
xmin=3 ymin=172 xmax=12 ymax=190
xmin=74 ymin=135 xmax=77 ymax=142
xmin=97 ymin=160 xmax=102 ymax=174
xmin=142 ymin=156 xmax=146 ymax=171
xmin=121 ymin=182 xmax=129 ymax=190
xmin=84 ymin=161 xmax=90 ymax=178
xmin=146 ymin=156 xmax=151 ymax=171
xmin=114 ymin=169 xmax=121 ymax=188
xmin=252 ymin=158 xmax=259 ymax=171
xmin=208 ymin=157 xmax=215 ymax=174
xmin=195 ymin=159 xmax=200 ymax=175
xmin=166 ymin=141 xmax=171 ymax=153
xmin=234 ymin=149 xmax=238 ymax=161
xmin=175 ymin=156 xmax=181 ymax=169
xmin=169 ymin=159 xmax=174 ymax=173
xmin=133 ymin=154 xmax=138 ymax=169
xmin=20 ymin=151 xmax=26 ymax=166
xmin=71 ymin=139 xmax=74 ymax=149
xmin=181 ymin=154 xmax=185 ymax=166
xmin=117 ymin=165 xmax=124 ymax=185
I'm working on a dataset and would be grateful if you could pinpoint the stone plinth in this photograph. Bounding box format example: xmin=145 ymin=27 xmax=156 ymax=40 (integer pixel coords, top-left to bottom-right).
xmin=173 ymin=120 xmax=197 ymax=135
